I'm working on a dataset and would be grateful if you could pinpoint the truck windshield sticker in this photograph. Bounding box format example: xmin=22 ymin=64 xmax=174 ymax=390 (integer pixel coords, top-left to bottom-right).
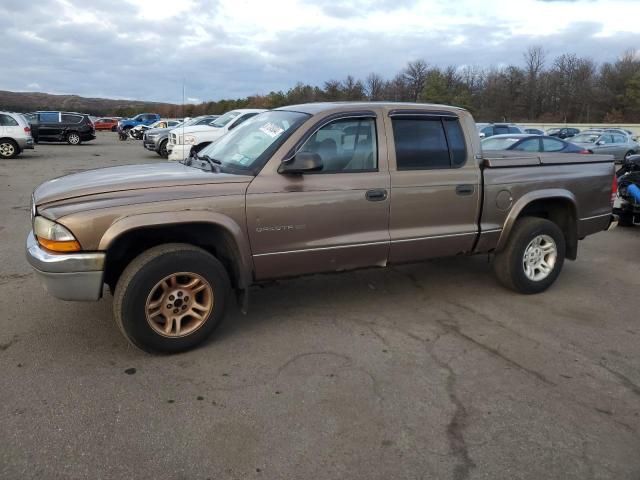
xmin=259 ymin=122 xmax=285 ymax=138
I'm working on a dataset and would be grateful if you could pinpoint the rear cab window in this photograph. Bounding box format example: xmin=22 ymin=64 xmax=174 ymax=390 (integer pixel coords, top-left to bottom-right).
xmin=391 ymin=115 xmax=467 ymax=170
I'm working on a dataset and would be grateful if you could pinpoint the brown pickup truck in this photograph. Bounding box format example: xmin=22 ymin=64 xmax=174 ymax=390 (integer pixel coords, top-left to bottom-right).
xmin=26 ymin=102 xmax=618 ymax=353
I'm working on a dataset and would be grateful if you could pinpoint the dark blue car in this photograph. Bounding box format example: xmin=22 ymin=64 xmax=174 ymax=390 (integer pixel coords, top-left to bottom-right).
xmin=481 ymin=134 xmax=589 ymax=154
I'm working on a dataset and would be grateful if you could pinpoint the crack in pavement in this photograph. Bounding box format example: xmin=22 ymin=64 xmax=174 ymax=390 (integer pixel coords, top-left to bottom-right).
xmin=599 ymin=362 xmax=640 ymax=397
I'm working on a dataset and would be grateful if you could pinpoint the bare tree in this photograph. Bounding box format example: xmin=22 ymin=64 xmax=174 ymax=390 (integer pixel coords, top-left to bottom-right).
xmin=403 ymin=60 xmax=429 ymax=101
xmin=523 ymin=46 xmax=546 ymax=119
xmin=365 ymin=73 xmax=385 ymax=100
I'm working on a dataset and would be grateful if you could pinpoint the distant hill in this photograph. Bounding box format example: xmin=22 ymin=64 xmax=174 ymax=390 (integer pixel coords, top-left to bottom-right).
xmin=0 ymin=90 xmax=184 ymax=117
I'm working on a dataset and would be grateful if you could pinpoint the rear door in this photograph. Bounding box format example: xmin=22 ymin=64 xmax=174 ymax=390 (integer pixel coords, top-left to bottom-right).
xmin=386 ymin=111 xmax=481 ymax=263
xmin=37 ymin=112 xmax=61 ymax=140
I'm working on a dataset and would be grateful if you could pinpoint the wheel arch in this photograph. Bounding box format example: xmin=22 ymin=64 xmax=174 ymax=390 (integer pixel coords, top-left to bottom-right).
xmin=496 ymin=189 xmax=578 ymax=260
xmin=100 ymin=212 xmax=253 ymax=292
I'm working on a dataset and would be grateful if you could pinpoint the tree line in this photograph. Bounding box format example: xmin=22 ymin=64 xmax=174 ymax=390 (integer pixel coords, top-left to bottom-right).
xmin=170 ymin=46 xmax=640 ymax=123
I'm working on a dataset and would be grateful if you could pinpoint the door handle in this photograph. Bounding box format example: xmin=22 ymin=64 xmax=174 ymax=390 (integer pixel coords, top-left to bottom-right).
xmin=365 ymin=189 xmax=388 ymax=201
xmin=455 ymin=184 xmax=475 ymax=196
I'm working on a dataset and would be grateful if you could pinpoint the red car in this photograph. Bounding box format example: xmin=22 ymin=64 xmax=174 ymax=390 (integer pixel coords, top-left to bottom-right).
xmin=93 ymin=118 xmax=119 ymax=131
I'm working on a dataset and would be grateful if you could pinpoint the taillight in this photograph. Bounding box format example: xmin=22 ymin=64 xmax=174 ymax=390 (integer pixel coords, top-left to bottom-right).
xmin=24 ymin=126 xmax=31 ymax=133
xmin=611 ymin=175 xmax=618 ymax=206
xmin=579 ymin=149 xmax=590 ymax=154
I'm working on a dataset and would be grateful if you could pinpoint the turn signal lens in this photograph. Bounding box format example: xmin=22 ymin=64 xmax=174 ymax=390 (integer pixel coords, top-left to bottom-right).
xmin=33 ymin=216 xmax=81 ymax=252
xmin=36 ymin=237 xmax=82 ymax=253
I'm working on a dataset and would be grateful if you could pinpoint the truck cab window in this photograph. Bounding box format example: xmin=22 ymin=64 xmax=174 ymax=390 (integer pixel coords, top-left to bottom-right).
xmin=392 ymin=117 xmax=466 ymax=170
xmin=299 ymin=117 xmax=377 ymax=172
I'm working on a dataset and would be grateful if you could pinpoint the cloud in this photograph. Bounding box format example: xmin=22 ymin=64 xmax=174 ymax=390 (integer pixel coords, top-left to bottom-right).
xmin=0 ymin=0 xmax=639 ymax=102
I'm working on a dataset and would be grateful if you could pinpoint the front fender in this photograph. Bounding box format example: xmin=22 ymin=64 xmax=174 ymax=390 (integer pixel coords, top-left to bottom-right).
xmin=98 ymin=210 xmax=254 ymax=287
xmin=496 ymin=189 xmax=577 ymax=252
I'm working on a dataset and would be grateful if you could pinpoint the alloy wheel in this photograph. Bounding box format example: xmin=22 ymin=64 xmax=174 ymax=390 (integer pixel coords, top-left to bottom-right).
xmin=0 ymin=142 xmax=16 ymax=158
xmin=522 ymin=234 xmax=557 ymax=281
xmin=145 ymin=272 xmax=214 ymax=337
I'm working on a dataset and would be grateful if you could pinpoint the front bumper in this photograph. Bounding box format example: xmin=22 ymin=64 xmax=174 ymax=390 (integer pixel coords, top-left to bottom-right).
xmin=143 ymin=136 xmax=160 ymax=151
xmin=25 ymin=232 xmax=106 ymax=301
xmin=168 ymin=144 xmax=190 ymax=161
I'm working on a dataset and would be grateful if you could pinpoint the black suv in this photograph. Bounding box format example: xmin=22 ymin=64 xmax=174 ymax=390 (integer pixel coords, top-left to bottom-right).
xmin=27 ymin=111 xmax=96 ymax=145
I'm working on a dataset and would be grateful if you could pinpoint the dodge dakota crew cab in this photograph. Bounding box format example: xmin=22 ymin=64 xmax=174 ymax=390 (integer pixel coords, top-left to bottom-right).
xmin=26 ymin=103 xmax=617 ymax=353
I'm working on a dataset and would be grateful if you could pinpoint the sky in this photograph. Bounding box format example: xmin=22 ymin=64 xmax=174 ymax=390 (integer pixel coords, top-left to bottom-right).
xmin=1 ymin=0 xmax=639 ymax=103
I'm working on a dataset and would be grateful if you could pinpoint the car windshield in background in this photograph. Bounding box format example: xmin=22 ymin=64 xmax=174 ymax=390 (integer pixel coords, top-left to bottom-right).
xmin=547 ymin=128 xmax=560 ymax=134
xmin=572 ymin=134 xmax=599 ymax=143
xmin=481 ymin=137 xmax=520 ymax=150
xmin=210 ymin=111 xmax=241 ymax=128
xmin=196 ymin=111 xmax=310 ymax=172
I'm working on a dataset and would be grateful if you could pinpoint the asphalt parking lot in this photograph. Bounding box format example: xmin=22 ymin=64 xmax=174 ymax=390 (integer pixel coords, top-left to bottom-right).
xmin=1 ymin=132 xmax=639 ymax=479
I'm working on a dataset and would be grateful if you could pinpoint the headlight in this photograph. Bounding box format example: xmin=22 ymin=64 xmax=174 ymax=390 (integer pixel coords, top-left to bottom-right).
xmin=33 ymin=216 xmax=81 ymax=253
xmin=184 ymin=135 xmax=196 ymax=145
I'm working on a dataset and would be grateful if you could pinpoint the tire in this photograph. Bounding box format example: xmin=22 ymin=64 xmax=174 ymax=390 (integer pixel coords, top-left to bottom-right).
xmin=66 ymin=132 xmax=81 ymax=145
xmin=493 ymin=217 xmax=566 ymax=294
xmin=618 ymin=213 xmax=635 ymax=227
xmin=158 ymin=139 xmax=169 ymax=158
xmin=113 ymin=243 xmax=231 ymax=354
xmin=624 ymin=151 xmax=635 ymax=161
xmin=0 ymin=139 xmax=19 ymax=159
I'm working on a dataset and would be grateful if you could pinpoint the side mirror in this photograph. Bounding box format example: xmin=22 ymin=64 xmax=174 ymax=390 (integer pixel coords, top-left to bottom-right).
xmin=596 ymin=140 xmax=605 ymax=145
xmin=278 ymin=152 xmax=323 ymax=174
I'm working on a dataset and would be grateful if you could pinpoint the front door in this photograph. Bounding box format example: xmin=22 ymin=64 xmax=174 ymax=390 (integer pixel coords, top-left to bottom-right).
xmin=246 ymin=113 xmax=390 ymax=280
xmin=385 ymin=113 xmax=481 ymax=264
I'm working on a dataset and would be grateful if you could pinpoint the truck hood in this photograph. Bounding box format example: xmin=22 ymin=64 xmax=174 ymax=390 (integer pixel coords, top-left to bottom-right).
xmin=34 ymin=162 xmax=253 ymax=206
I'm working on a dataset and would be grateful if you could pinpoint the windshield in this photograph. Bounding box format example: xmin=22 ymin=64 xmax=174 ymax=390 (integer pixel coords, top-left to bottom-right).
xmin=571 ymin=134 xmax=599 ymax=143
xmin=196 ymin=111 xmax=310 ymax=172
xmin=481 ymin=137 xmax=521 ymax=150
xmin=210 ymin=111 xmax=241 ymax=128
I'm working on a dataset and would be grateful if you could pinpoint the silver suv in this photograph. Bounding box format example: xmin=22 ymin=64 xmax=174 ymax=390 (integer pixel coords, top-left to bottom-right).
xmin=0 ymin=112 xmax=34 ymax=158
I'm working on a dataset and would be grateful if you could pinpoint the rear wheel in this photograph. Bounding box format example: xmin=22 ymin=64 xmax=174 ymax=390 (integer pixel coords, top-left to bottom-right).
xmin=0 ymin=139 xmax=18 ymax=158
xmin=113 ymin=243 xmax=230 ymax=353
xmin=66 ymin=132 xmax=81 ymax=145
xmin=493 ymin=217 xmax=566 ymax=294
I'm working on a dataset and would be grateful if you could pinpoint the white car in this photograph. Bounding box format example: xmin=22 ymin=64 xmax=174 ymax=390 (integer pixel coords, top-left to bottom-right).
xmin=0 ymin=111 xmax=34 ymax=158
xmin=167 ymin=109 xmax=266 ymax=161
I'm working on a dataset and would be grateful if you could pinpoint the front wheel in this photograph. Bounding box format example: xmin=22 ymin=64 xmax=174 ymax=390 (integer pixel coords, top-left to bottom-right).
xmin=113 ymin=244 xmax=231 ymax=353
xmin=158 ymin=139 xmax=169 ymax=158
xmin=66 ymin=132 xmax=81 ymax=145
xmin=624 ymin=151 xmax=635 ymax=162
xmin=493 ymin=217 xmax=566 ymax=294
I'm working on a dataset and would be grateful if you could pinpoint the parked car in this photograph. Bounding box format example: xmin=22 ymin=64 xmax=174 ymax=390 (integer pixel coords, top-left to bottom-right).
xmin=28 ymin=111 xmax=96 ymax=145
xmin=94 ymin=118 xmax=120 ymax=131
xmin=524 ymin=128 xmax=544 ymax=135
xmin=129 ymin=119 xmax=181 ymax=140
xmin=546 ymin=127 xmax=580 ymax=139
xmin=481 ymin=134 xmax=589 ymax=154
xmin=477 ymin=123 xmax=526 ymax=138
xmin=167 ymin=109 xmax=266 ymax=161
xmin=117 ymin=113 xmax=161 ymax=135
xmin=143 ymin=115 xmax=220 ymax=158
xmin=26 ymin=102 xmax=617 ymax=353
xmin=0 ymin=111 xmax=34 ymax=158
xmin=603 ymin=128 xmax=638 ymax=141
xmin=570 ymin=132 xmax=638 ymax=162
